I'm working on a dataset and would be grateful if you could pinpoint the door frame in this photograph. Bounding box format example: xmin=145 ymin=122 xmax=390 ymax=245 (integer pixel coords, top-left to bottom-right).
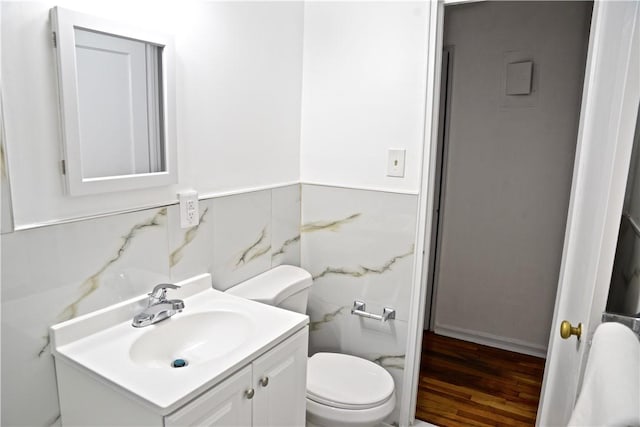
xmin=400 ymin=0 xmax=640 ymax=425
xmin=400 ymin=0 xmax=443 ymax=423
xmin=421 ymin=44 xmax=454 ymax=331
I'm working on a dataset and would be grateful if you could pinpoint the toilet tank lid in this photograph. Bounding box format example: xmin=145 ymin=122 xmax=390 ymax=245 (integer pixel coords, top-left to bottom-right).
xmin=226 ymin=265 xmax=312 ymax=306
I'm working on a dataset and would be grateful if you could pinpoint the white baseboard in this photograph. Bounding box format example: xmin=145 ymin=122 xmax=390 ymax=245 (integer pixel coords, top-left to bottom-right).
xmin=433 ymin=324 xmax=548 ymax=358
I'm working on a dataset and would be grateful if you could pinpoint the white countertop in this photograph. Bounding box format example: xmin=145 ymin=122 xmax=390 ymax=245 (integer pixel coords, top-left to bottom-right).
xmin=50 ymin=274 xmax=308 ymax=415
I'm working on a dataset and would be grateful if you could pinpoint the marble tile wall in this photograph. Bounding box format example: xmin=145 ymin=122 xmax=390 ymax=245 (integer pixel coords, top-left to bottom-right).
xmin=300 ymin=184 xmax=418 ymax=425
xmin=0 ymin=184 xmax=300 ymax=426
xmin=1 ymin=183 xmax=417 ymax=425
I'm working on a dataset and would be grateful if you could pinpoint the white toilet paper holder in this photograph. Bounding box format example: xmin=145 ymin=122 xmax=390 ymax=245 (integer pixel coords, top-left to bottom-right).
xmin=351 ymin=301 xmax=396 ymax=322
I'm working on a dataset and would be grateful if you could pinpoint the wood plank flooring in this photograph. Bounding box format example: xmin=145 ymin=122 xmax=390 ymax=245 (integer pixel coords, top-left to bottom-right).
xmin=416 ymin=332 xmax=546 ymax=427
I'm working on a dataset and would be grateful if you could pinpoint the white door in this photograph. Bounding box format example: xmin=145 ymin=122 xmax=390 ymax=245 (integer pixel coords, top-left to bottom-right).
xmin=252 ymin=329 xmax=308 ymax=427
xmin=536 ymin=1 xmax=640 ymax=425
xmin=165 ymin=365 xmax=253 ymax=427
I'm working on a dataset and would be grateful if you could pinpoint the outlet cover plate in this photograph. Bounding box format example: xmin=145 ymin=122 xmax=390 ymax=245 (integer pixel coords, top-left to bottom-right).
xmin=178 ymin=190 xmax=199 ymax=228
xmin=387 ymin=149 xmax=406 ymax=178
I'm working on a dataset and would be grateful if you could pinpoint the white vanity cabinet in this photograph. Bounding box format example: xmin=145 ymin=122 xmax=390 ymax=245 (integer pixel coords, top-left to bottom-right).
xmin=165 ymin=328 xmax=308 ymax=427
xmin=252 ymin=326 xmax=308 ymax=427
xmin=56 ymin=327 xmax=308 ymax=427
xmin=164 ymin=366 xmax=253 ymax=426
xmin=51 ymin=274 xmax=310 ymax=427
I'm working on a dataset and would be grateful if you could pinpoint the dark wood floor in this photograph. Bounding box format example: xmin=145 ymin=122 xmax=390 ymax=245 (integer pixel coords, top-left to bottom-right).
xmin=416 ymin=332 xmax=546 ymax=427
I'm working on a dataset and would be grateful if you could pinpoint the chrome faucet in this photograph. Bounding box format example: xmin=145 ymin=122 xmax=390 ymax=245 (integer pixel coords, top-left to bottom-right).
xmin=132 ymin=283 xmax=185 ymax=328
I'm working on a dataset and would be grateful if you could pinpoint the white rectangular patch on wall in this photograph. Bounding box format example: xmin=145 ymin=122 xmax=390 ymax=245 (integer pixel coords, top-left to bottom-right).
xmin=505 ymin=61 xmax=533 ymax=95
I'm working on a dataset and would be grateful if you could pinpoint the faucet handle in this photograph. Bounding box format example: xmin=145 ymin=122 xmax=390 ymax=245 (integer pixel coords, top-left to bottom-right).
xmin=149 ymin=283 xmax=180 ymax=301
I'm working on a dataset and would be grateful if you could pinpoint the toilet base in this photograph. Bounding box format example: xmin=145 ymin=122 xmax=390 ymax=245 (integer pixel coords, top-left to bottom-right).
xmin=305 ymin=391 xmax=396 ymax=427
xmin=306 ymin=420 xmax=388 ymax=427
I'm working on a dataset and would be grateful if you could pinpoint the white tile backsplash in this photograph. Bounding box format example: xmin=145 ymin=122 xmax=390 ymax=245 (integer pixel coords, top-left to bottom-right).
xmin=168 ymin=199 xmax=215 ymax=282
xmin=301 ymin=184 xmax=418 ymax=321
xmin=271 ymin=184 xmax=301 ymax=267
xmin=211 ymin=190 xmax=273 ymax=290
xmin=1 ymin=207 xmax=171 ymax=427
xmin=300 ymin=184 xmax=418 ymax=426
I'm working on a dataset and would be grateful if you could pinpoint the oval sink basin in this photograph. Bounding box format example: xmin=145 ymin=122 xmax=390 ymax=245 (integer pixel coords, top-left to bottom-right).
xmin=129 ymin=311 xmax=254 ymax=368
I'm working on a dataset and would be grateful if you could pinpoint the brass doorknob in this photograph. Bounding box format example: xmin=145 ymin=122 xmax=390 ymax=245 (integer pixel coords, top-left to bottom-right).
xmin=560 ymin=320 xmax=582 ymax=339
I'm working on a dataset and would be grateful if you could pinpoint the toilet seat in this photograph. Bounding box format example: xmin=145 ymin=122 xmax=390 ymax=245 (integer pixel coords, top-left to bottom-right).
xmin=307 ymin=353 xmax=395 ymax=410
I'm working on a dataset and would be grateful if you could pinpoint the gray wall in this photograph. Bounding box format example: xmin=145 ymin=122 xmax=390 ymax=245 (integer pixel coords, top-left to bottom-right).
xmin=433 ymin=1 xmax=592 ymax=355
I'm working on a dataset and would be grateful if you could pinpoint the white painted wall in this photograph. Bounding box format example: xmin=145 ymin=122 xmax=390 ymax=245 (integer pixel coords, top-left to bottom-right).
xmin=433 ymin=1 xmax=592 ymax=354
xmin=1 ymin=1 xmax=303 ymax=229
xmin=300 ymin=1 xmax=429 ymax=194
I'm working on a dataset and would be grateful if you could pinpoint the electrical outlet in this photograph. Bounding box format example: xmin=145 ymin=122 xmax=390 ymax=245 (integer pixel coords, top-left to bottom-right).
xmin=387 ymin=149 xmax=406 ymax=177
xmin=179 ymin=190 xmax=199 ymax=228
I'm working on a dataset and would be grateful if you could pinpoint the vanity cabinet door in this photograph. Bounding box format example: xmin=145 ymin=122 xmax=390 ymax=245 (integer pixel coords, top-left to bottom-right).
xmin=252 ymin=328 xmax=308 ymax=427
xmin=165 ymin=365 xmax=253 ymax=427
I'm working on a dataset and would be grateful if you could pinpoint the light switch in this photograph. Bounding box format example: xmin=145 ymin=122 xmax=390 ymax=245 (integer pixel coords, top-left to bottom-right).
xmin=387 ymin=149 xmax=406 ymax=178
xmin=179 ymin=190 xmax=199 ymax=228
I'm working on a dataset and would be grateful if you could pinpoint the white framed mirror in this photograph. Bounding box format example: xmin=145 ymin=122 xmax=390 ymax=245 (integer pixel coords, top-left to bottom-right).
xmin=50 ymin=7 xmax=177 ymax=196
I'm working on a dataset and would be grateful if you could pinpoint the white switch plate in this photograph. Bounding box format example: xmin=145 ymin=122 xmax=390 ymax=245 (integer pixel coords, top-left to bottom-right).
xmin=387 ymin=149 xmax=406 ymax=177
xmin=178 ymin=190 xmax=199 ymax=228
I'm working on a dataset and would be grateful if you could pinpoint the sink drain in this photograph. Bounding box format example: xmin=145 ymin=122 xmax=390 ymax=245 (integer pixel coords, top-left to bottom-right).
xmin=171 ymin=358 xmax=188 ymax=368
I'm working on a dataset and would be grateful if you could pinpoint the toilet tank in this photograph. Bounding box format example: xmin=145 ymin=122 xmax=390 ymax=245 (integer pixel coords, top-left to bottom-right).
xmin=226 ymin=265 xmax=312 ymax=314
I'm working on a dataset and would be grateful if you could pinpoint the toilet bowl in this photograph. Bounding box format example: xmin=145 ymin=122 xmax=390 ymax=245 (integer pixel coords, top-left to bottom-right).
xmin=227 ymin=266 xmax=396 ymax=427
xmin=306 ymin=352 xmax=396 ymax=427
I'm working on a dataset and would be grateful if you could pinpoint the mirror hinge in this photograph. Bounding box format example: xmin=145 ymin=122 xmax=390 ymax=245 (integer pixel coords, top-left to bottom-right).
xmin=61 ymin=159 xmax=66 ymax=175
xmin=52 ymin=32 xmax=57 ymax=48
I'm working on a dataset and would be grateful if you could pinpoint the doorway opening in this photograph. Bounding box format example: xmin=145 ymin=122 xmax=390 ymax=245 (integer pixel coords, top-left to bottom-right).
xmin=416 ymin=1 xmax=593 ymax=425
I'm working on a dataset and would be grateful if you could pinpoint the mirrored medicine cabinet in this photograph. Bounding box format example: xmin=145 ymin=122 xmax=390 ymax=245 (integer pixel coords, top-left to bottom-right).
xmin=51 ymin=7 xmax=177 ymax=196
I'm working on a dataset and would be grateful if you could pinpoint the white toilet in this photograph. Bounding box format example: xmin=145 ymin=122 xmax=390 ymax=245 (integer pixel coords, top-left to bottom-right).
xmin=227 ymin=265 xmax=396 ymax=427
